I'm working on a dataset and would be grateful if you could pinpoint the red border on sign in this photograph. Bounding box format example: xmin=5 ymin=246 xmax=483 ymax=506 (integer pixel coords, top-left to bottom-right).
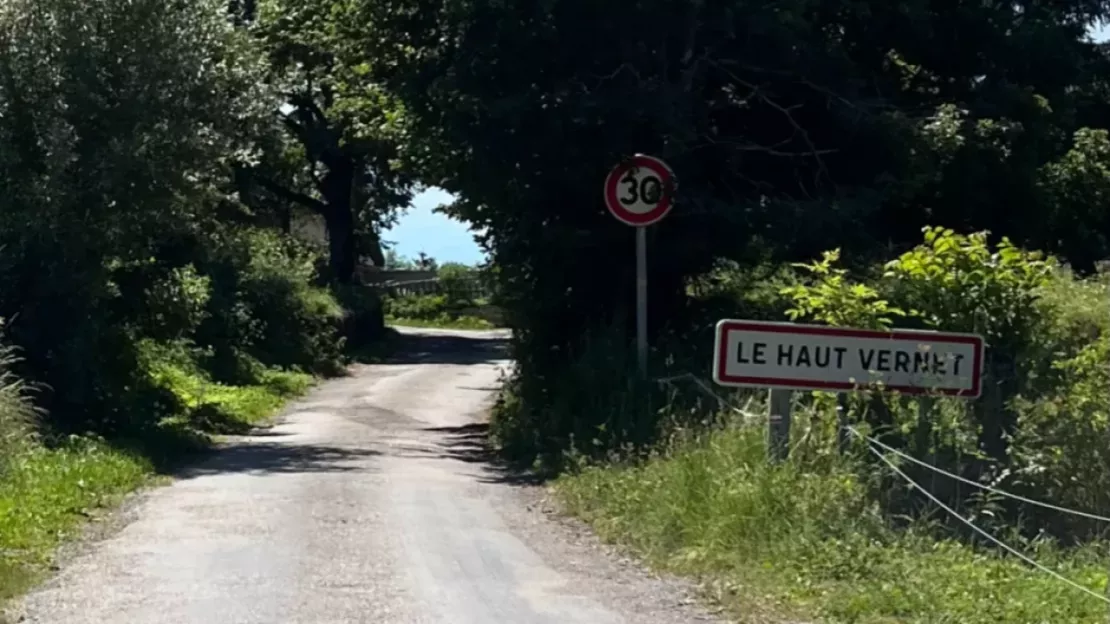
xmin=712 ymin=320 xmax=984 ymax=398
xmin=603 ymin=154 xmax=676 ymax=226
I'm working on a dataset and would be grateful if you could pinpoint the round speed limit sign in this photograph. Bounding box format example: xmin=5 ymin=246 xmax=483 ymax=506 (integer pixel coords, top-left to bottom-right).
xmin=603 ymin=154 xmax=676 ymax=227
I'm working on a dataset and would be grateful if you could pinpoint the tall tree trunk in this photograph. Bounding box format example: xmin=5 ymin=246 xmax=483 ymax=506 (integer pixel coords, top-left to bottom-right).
xmin=321 ymin=160 xmax=357 ymax=284
xmin=324 ymin=203 xmax=355 ymax=284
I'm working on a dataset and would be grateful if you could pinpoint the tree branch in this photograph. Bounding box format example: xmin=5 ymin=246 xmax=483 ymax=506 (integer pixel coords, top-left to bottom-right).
xmin=705 ymin=57 xmax=832 ymax=189
xmin=254 ymin=175 xmax=327 ymax=214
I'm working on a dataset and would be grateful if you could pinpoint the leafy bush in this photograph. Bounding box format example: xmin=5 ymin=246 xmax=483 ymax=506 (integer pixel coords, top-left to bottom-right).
xmin=491 ymin=323 xmax=668 ymax=469
xmin=195 ymin=228 xmax=345 ymax=381
xmin=110 ymin=259 xmax=213 ymax=342
xmin=782 ymin=249 xmax=906 ymax=330
xmin=1028 ymin=266 xmax=1110 ymax=385
xmin=883 ymin=227 xmax=1055 ymax=347
xmin=1010 ymin=335 xmax=1110 ymax=539
xmin=688 ymin=260 xmax=800 ymax=323
xmin=382 ymin=292 xmax=495 ymax=329
xmin=437 ymin=262 xmax=478 ymax=307
xmin=385 ymin=293 xmax=452 ymax=320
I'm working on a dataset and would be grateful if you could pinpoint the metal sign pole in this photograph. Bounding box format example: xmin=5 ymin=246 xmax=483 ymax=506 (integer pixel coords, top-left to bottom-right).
xmin=636 ymin=226 xmax=648 ymax=378
xmin=603 ymin=154 xmax=674 ymax=380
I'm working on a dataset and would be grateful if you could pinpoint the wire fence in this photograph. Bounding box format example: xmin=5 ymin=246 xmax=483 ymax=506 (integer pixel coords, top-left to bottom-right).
xmin=862 ymin=434 xmax=1110 ymax=605
xmin=657 ymin=371 xmax=1110 ymax=608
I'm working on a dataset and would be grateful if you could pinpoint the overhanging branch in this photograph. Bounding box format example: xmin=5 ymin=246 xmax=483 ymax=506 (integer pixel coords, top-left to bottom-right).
xmin=255 ymin=175 xmax=327 ymax=214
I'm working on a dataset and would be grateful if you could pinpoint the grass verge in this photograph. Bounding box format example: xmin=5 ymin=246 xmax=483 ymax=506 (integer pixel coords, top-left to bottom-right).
xmin=554 ymin=423 xmax=1110 ymax=623
xmin=0 ymin=366 xmax=314 ymax=609
xmin=387 ymin=314 xmax=495 ymax=330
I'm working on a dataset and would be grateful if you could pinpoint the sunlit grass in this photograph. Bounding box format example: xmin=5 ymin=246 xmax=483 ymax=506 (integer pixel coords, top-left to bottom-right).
xmin=556 ymin=423 xmax=1110 ymax=623
xmin=0 ymin=359 xmax=315 ymax=606
xmin=387 ymin=314 xmax=495 ymax=330
xmin=0 ymin=439 xmax=149 ymax=603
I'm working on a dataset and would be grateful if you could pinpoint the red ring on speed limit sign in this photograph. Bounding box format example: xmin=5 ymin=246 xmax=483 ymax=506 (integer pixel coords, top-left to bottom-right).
xmin=603 ymin=154 xmax=676 ymax=226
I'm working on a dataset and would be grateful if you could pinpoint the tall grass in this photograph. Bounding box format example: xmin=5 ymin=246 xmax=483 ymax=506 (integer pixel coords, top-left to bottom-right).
xmin=0 ymin=327 xmax=36 ymax=475
xmin=556 ymin=411 xmax=1110 ymax=623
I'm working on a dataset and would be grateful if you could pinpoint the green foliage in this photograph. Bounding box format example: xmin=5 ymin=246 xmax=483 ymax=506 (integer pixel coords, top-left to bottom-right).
xmin=1011 ymin=332 xmax=1110 ymax=539
xmin=247 ymin=0 xmax=416 ymax=281
xmin=136 ymin=337 xmax=312 ymax=431
xmin=1032 ymin=266 xmax=1110 ymax=366
xmin=490 ymin=325 xmax=658 ymax=468
xmin=688 ymin=260 xmax=800 ymax=325
xmin=782 ymin=249 xmax=906 ymax=330
xmin=387 ymin=315 xmax=494 ymax=331
xmin=536 ymin=227 xmax=1110 ymax=622
xmin=1036 ymin=129 xmax=1110 ymax=270
xmin=437 ymin=262 xmax=478 ymax=307
xmin=0 ymin=2 xmax=399 ymax=604
xmin=0 ymin=0 xmax=276 ymax=431
xmin=782 ymin=228 xmax=1056 ymax=342
xmin=232 ymin=230 xmax=344 ymax=374
xmin=0 ymin=438 xmax=151 ymax=603
xmin=356 ymin=0 xmax=1110 ymax=478
xmin=385 ymin=294 xmax=450 ymax=320
xmin=194 ymin=227 xmax=345 ymax=383
xmin=383 ymin=293 xmax=495 ymax=330
xmin=743 ymin=230 xmax=1110 ymax=534
xmin=883 ymin=227 xmax=1055 ymax=344
xmin=556 ymin=419 xmax=1110 ymax=624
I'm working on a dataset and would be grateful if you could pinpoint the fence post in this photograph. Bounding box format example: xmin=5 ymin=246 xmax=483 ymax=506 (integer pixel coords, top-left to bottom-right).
xmin=768 ymin=388 xmax=793 ymax=462
xmin=837 ymin=393 xmax=850 ymax=454
xmin=917 ymin=395 xmax=937 ymax=490
xmin=915 ymin=396 xmax=936 ymax=455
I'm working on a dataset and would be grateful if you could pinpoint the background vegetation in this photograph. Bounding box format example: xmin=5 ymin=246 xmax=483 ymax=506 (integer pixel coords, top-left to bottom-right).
xmin=379 ymin=259 xmax=501 ymax=329
xmin=556 ymin=230 xmax=1110 ymax=622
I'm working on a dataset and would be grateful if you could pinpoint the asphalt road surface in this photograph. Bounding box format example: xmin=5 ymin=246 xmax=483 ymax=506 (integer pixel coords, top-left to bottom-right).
xmin=8 ymin=328 xmax=720 ymax=624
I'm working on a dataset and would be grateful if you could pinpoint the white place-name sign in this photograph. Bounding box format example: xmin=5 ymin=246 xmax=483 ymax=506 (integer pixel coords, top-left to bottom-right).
xmin=713 ymin=320 xmax=984 ymax=397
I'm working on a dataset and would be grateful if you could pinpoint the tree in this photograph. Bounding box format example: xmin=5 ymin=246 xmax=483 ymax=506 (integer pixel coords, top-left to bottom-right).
xmin=414 ymin=252 xmax=437 ymax=271
xmin=241 ymin=0 xmax=417 ymax=284
xmin=0 ymin=0 xmax=274 ymax=425
xmin=354 ymin=0 xmax=1110 ymax=455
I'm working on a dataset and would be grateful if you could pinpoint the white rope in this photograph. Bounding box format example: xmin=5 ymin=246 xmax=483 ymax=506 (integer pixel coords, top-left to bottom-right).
xmin=865 ymin=441 xmax=1110 ymax=605
xmin=655 ymin=373 xmax=762 ymax=421
xmin=847 ymin=426 xmax=1110 ymax=525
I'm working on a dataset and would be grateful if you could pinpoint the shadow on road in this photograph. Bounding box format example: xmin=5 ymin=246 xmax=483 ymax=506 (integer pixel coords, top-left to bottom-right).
xmin=381 ymin=331 xmax=510 ymax=366
xmin=418 ymin=423 xmax=549 ymax=486
xmin=180 ymin=442 xmax=382 ymax=478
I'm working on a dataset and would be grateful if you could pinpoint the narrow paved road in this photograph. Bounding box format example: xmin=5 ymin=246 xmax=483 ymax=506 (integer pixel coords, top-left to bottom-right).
xmin=8 ymin=328 xmax=719 ymax=624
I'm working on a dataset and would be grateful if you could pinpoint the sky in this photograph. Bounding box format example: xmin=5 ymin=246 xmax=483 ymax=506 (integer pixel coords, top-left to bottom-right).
xmin=385 ymin=22 xmax=1110 ymax=265
xmin=381 ymin=187 xmax=486 ymax=266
